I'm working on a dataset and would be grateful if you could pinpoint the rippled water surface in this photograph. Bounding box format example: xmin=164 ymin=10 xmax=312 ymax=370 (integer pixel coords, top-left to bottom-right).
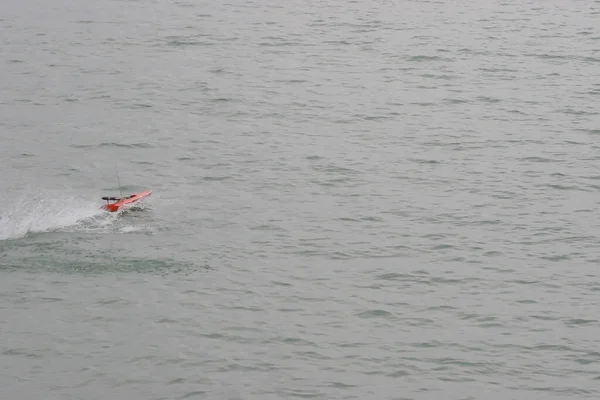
xmin=2 ymin=0 xmax=600 ymax=398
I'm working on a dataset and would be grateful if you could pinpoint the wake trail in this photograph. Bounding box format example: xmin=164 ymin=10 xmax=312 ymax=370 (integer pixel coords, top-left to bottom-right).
xmin=0 ymin=191 xmax=117 ymax=240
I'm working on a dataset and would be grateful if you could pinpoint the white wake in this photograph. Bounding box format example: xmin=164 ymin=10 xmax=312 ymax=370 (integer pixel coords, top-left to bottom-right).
xmin=0 ymin=191 xmax=116 ymax=240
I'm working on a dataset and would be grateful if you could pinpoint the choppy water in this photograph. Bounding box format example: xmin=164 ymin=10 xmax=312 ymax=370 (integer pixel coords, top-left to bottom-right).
xmin=2 ymin=0 xmax=600 ymax=398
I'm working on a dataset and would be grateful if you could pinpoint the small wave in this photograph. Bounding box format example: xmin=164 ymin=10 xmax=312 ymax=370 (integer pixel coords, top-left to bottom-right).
xmin=407 ymin=55 xmax=451 ymax=62
xmin=168 ymin=39 xmax=214 ymax=47
xmin=520 ymin=156 xmax=557 ymax=163
xmin=356 ymin=309 xmax=393 ymax=318
xmin=128 ymin=103 xmax=153 ymax=109
xmin=445 ymin=98 xmax=469 ymax=104
xmin=70 ymin=142 xmax=153 ymax=149
xmin=99 ymin=142 xmax=153 ymax=149
xmin=409 ymin=158 xmax=441 ymax=164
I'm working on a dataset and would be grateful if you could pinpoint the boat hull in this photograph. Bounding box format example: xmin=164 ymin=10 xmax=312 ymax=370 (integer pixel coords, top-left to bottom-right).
xmin=101 ymin=190 xmax=152 ymax=212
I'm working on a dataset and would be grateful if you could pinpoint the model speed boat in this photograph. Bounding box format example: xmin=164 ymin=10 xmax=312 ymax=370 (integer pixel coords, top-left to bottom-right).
xmin=101 ymin=190 xmax=152 ymax=212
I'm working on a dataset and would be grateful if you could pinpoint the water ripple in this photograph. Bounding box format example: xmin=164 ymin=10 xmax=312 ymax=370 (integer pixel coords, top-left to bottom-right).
xmin=2 ymin=0 xmax=600 ymax=399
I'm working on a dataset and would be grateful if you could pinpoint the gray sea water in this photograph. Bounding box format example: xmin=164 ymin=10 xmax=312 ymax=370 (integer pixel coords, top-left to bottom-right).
xmin=2 ymin=0 xmax=600 ymax=398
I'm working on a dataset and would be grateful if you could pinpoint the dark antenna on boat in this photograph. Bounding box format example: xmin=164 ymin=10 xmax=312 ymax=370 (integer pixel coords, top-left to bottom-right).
xmin=115 ymin=165 xmax=123 ymax=199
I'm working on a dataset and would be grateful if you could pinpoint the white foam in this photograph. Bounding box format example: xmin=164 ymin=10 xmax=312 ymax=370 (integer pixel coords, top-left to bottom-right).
xmin=0 ymin=190 xmax=114 ymax=240
xmin=119 ymin=226 xmax=146 ymax=233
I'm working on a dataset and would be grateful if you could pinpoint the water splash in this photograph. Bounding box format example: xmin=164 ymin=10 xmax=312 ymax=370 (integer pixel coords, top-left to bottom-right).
xmin=0 ymin=191 xmax=116 ymax=240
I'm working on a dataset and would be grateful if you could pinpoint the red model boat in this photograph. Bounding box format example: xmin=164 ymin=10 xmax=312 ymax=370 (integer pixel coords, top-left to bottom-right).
xmin=101 ymin=190 xmax=152 ymax=212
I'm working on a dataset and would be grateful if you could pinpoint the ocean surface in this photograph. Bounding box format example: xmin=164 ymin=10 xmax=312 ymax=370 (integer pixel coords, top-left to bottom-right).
xmin=2 ymin=0 xmax=600 ymax=398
